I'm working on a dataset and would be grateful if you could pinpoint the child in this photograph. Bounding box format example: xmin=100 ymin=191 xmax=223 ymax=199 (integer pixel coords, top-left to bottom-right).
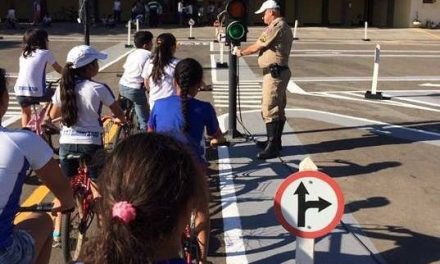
xmin=49 ymin=45 xmax=126 ymax=244
xmin=81 ymin=133 xmax=207 ymax=263
xmin=0 ymin=68 xmax=75 ymax=264
xmin=142 ymin=33 xmax=179 ymax=110
xmin=42 ymin=13 xmax=52 ymax=27
xmin=119 ymin=31 xmax=154 ymax=131
xmin=148 ymin=58 xmax=226 ymax=262
xmin=148 ymin=58 xmax=225 ymax=162
xmin=6 ymin=6 xmax=17 ymax=29
xmin=14 ymin=28 xmax=63 ymax=128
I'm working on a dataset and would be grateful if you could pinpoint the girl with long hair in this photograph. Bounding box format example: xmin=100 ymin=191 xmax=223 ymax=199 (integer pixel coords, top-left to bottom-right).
xmin=142 ymin=33 xmax=179 ymax=110
xmin=148 ymin=58 xmax=226 ymax=263
xmin=81 ymin=133 xmax=206 ymax=264
xmin=14 ymin=28 xmax=63 ymax=127
xmin=49 ymin=45 xmax=126 ymax=245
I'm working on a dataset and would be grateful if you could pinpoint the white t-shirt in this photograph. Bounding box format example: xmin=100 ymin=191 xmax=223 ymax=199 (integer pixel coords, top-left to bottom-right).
xmin=141 ymin=58 xmax=179 ymax=110
xmin=52 ymin=79 xmax=116 ymax=145
xmin=113 ymin=0 xmax=121 ymax=11
xmin=0 ymin=127 xmax=53 ymax=248
xmin=119 ymin=49 xmax=151 ymax=89
xmin=14 ymin=49 xmax=56 ymax=97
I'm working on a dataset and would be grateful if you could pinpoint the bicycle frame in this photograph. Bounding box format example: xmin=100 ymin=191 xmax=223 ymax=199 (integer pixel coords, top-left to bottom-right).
xmin=62 ymin=156 xmax=96 ymax=263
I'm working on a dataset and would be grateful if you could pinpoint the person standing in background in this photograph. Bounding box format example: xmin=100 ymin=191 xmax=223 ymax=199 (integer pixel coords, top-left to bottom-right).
xmin=235 ymin=0 xmax=293 ymax=159
xmin=113 ymin=0 xmax=122 ymax=24
xmin=32 ymin=0 xmax=42 ymax=25
xmin=177 ymin=0 xmax=185 ymax=26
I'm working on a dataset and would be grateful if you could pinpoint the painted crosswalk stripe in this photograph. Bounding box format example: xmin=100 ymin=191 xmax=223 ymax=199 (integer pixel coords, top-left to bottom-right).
xmin=212 ymin=81 xmax=262 ymax=110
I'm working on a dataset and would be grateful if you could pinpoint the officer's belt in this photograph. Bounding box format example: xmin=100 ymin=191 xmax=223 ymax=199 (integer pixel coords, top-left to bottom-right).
xmin=262 ymin=64 xmax=289 ymax=75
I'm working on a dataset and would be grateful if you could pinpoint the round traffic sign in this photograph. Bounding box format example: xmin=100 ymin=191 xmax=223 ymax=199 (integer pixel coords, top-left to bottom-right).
xmin=188 ymin=19 xmax=195 ymax=26
xmin=274 ymin=170 xmax=344 ymax=238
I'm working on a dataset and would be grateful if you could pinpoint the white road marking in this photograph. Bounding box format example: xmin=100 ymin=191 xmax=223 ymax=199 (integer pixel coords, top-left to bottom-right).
xmin=287 ymin=80 xmax=307 ymax=94
xmin=218 ymin=146 xmax=249 ymax=264
xmin=419 ymin=83 xmax=440 ymax=87
xmin=292 ymin=76 xmax=440 ymax=82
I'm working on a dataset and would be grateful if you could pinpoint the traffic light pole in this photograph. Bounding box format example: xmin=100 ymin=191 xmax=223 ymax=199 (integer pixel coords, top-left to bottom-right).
xmin=227 ymin=46 xmax=244 ymax=140
xmin=83 ymin=0 xmax=90 ymax=45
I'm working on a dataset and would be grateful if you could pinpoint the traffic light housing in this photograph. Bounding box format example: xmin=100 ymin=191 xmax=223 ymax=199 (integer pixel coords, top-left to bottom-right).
xmin=225 ymin=0 xmax=248 ymax=45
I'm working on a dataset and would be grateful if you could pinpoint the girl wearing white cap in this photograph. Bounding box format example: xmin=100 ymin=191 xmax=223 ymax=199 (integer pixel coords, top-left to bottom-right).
xmin=50 ymin=45 xmax=126 ymax=180
xmin=49 ymin=45 xmax=126 ymax=245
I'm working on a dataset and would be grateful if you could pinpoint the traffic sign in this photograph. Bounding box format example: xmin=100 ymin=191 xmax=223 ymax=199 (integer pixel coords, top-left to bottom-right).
xmin=218 ymin=32 xmax=226 ymax=43
xmin=188 ymin=18 xmax=195 ymax=26
xmin=274 ymin=170 xmax=344 ymax=238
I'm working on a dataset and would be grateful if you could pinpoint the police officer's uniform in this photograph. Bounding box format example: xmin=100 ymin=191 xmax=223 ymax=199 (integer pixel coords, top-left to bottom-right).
xmin=256 ymin=17 xmax=293 ymax=124
xmin=254 ymin=14 xmax=292 ymax=159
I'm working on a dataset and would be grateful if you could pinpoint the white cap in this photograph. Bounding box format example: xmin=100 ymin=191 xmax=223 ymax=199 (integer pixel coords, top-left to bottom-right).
xmin=66 ymin=45 xmax=108 ymax=69
xmin=255 ymin=0 xmax=280 ymax=14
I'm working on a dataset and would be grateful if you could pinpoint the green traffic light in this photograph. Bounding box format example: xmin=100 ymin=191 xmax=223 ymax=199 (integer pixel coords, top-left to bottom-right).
xmin=227 ymin=21 xmax=246 ymax=40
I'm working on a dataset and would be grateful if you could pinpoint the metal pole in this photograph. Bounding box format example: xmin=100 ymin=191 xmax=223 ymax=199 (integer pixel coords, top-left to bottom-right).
xmin=84 ymin=0 xmax=90 ymax=45
xmin=228 ymin=45 xmax=238 ymax=138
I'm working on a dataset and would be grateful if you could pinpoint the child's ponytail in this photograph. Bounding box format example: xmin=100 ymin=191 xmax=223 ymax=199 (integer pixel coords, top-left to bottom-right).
xmin=60 ymin=62 xmax=78 ymax=127
xmin=174 ymin=58 xmax=204 ymax=134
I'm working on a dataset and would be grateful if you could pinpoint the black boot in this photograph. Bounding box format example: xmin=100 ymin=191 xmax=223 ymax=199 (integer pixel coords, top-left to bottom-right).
xmin=277 ymin=120 xmax=285 ymax=151
xmin=257 ymin=122 xmax=280 ymax=159
xmin=256 ymin=120 xmax=285 ymax=151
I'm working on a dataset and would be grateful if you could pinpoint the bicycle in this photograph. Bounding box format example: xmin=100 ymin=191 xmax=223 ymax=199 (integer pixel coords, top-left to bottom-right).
xmin=111 ymin=95 xmax=139 ymax=146
xmin=61 ymin=153 xmax=97 ymax=263
xmin=181 ymin=211 xmax=201 ymax=264
xmin=24 ymin=79 xmax=61 ymax=177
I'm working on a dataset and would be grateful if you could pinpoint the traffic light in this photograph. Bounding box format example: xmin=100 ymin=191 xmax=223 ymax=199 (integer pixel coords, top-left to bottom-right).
xmin=225 ymin=0 xmax=248 ymax=45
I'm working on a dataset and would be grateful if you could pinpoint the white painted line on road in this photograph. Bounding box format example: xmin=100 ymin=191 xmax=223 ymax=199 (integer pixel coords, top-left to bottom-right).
xmin=99 ymin=48 xmax=135 ymax=72
xmin=218 ymin=146 xmax=249 ymax=264
xmin=389 ymin=96 xmax=440 ymax=108
xmin=314 ymin=91 xmax=440 ymax=112
xmin=292 ymin=49 xmax=440 ymax=53
xmin=293 ymin=76 xmax=440 ymax=82
xmin=419 ymin=83 xmax=440 ymax=87
xmin=1 ymin=116 xmax=21 ymax=127
xmin=211 ymin=54 xmax=218 ymax=84
xmin=248 ymin=54 xmax=440 ymax=58
xmin=287 ymin=80 xmax=307 ymax=94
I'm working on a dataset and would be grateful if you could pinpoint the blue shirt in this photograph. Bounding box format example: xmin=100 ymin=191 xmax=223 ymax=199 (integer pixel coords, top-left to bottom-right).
xmin=148 ymin=96 xmax=220 ymax=160
xmin=0 ymin=127 xmax=53 ymax=248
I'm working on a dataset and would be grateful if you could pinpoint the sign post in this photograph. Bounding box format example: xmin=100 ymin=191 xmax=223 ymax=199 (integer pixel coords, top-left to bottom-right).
xmin=125 ymin=20 xmax=133 ymax=48
xmin=216 ymin=33 xmax=228 ymax=68
xmin=274 ymin=157 xmax=344 ymax=263
xmin=188 ymin=19 xmax=195 ymax=39
xmin=365 ymin=44 xmax=389 ymax=99
xmin=363 ymin=21 xmax=371 ymax=41
xmin=293 ymin=20 xmax=299 ymax=40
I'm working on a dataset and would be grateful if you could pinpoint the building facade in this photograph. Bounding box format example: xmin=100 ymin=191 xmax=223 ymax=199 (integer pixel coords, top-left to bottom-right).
xmin=1 ymin=0 xmax=439 ymax=28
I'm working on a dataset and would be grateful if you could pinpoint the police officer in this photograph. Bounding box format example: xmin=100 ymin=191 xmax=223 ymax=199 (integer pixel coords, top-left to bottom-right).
xmin=236 ymin=0 xmax=293 ymax=159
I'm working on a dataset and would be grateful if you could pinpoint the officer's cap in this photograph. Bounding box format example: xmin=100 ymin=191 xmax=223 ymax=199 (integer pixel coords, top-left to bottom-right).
xmin=255 ymin=0 xmax=280 ymax=14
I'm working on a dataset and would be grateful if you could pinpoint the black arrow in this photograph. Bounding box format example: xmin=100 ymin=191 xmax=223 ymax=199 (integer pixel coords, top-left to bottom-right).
xmin=294 ymin=182 xmax=332 ymax=227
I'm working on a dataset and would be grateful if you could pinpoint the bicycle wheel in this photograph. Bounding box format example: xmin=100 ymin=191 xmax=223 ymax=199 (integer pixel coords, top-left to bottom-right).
xmin=61 ymin=197 xmax=94 ymax=263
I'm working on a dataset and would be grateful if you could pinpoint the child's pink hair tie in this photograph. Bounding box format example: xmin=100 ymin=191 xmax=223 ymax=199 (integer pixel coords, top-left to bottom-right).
xmin=112 ymin=201 xmax=136 ymax=224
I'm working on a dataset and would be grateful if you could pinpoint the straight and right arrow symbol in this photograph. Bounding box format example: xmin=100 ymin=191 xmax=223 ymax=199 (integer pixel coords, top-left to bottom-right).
xmin=294 ymin=182 xmax=332 ymax=227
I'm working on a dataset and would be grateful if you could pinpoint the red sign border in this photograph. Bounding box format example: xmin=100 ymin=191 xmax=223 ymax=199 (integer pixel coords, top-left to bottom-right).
xmin=274 ymin=170 xmax=344 ymax=239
